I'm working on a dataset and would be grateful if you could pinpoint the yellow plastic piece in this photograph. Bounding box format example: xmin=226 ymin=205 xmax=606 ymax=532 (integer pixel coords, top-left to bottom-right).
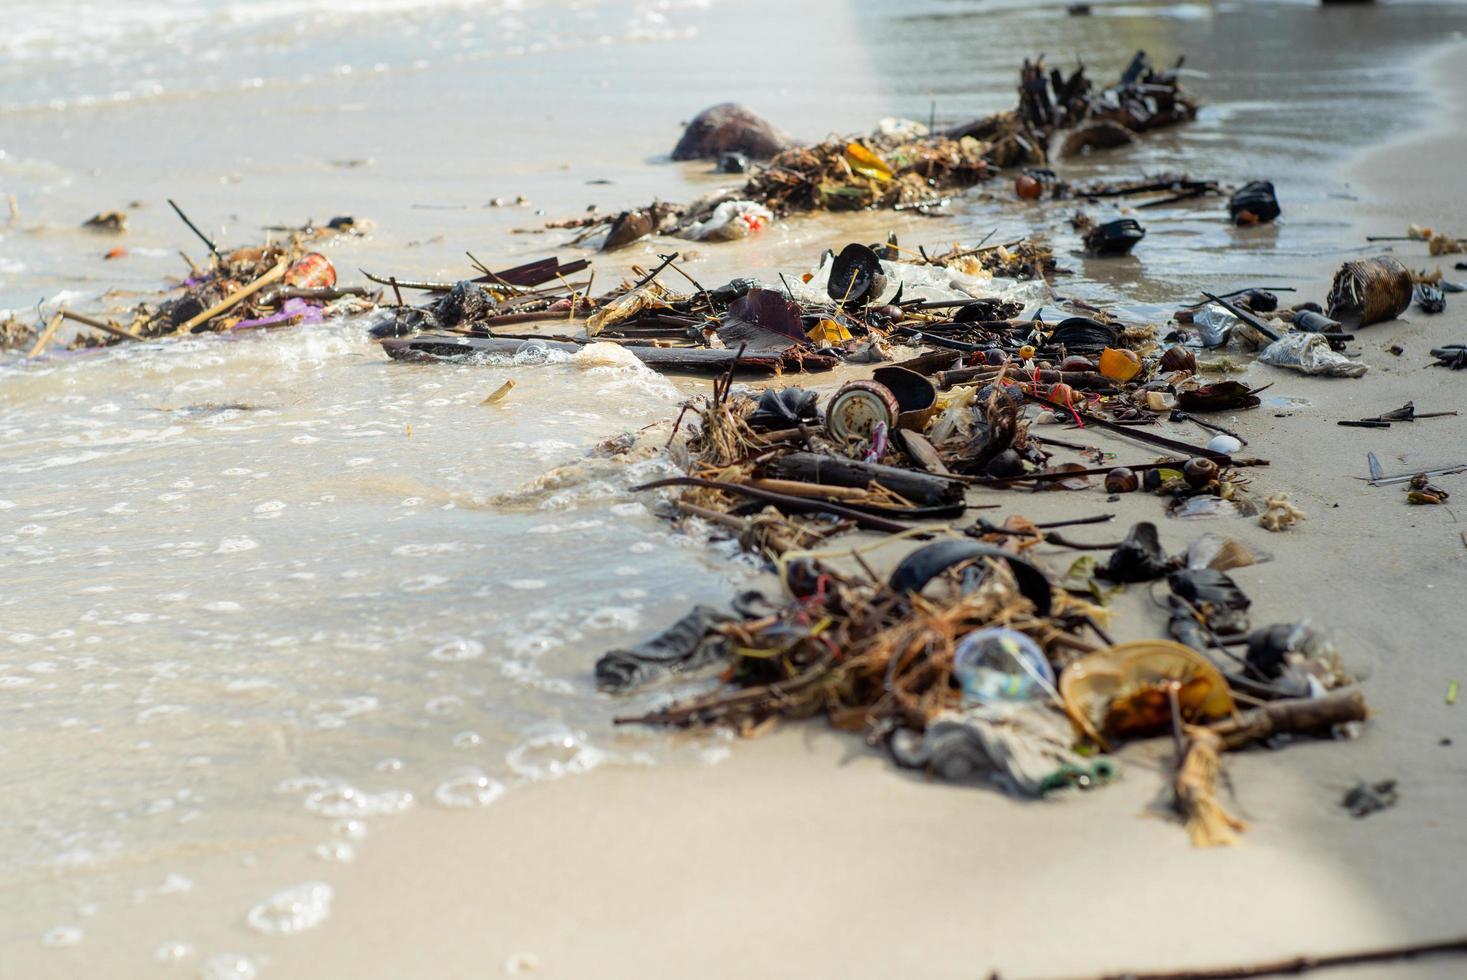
xmin=807 ymin=318 xmax=853 ymax=344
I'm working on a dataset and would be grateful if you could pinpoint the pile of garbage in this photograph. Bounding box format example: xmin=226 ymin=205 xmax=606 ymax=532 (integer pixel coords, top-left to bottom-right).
xmin=373 ymin=215 xmax=1425 ymax=844
xmin=564 ymin=51 xmax=1198 ymax=252
xmin=373 ymin=237 xmax=1056 ymax=376
xmin=3 ymin=204 xmax=377 ymax=357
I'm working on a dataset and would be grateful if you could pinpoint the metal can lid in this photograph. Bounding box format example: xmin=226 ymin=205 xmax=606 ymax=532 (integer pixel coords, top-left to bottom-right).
xmin=825 ymin=381 xmax=898 ymax=443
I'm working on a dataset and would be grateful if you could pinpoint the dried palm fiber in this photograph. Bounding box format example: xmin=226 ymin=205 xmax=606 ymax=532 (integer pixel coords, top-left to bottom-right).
xmin=1326 ymin=256 xmax=1412 ymax=328
xmin=1175 ymin=726 xmax=1246 ymax=847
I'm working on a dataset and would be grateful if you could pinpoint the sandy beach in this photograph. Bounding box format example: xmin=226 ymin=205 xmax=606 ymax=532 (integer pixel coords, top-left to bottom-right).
xmin=272 ymin=42 xmax=1467 ymax=980
xmin=4 ymin=1 xmax=1467 ymax=977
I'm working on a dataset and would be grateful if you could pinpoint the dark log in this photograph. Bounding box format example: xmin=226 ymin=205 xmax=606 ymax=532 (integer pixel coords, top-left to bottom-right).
xmin=765 ymin=452 xmax=965 ymax=507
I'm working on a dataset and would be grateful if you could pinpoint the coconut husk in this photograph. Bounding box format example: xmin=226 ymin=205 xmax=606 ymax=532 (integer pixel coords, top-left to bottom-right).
xmin=1326 ymin=256 xmax=1413 ymax=328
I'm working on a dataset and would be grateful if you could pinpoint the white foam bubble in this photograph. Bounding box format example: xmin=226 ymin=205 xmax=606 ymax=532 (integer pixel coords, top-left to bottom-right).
xmin=303 ymin=783 xmax=413 ymax=818
xmin=246 ymin=881 xmax=334 ymax=936
xmin=506 ymin=727 xmax=605 ymax=781
xmin=154 ymin=941 xmax=194 ymax=963
xmin=428 ymin=638 xmax=483 ymax=662
xmin=433 ymin=767 xmax=505 ymax=808
xmin=199 ymin=952 xmax=258 ymax=979
xmin=215 ymin=536 xmax=258 ymax=554
xmin=312 ymin=840 xmax=355 ymax=862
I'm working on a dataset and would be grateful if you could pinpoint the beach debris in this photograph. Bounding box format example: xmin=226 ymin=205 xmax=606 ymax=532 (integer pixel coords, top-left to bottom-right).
xmin=1086 ymin=935 xmax=1467 ymax=980
xmin=1415 ymin=283 xmax=1446 ymax=314
xmin=1175 ymin=727 xmax=1245 ymax=847
xmin=1342 ymin=779 xmax=1398 ymax=818
xmin=1098 ymin=521 xmax=1170 ymax=582
xmin=1405 ymin=223 xmax=1465 ymax=255
xmin=682 ymin=200 xmax=772 ymax=241
xmin=1258 ymin=332 xmax=1367 ymax=377
xmin=1077 ymin=216 xmax=1146 ymax=256
xmin=1207 ymin=435 xmax=1243 ymax=454
xmin=595 ymin=606 xmax=732 ymax=692
xmin=1338 ymin=401 xmax=1458 ymax=427
xmin=1327 ymin=256 xmax=1413 ymax=328
xmin=1176 ymin=381 xmax=1264 ymax=412
xmin=889 ymin=702 xmax=1114 ymax=796
xmin=82 ymin=210 xmax=127 ymax=233
xmin=1258 ymin=493 xmax=1306 ymax=531
xmin=481 ymin=380 xmax=516 ymax=405
xmin=1430 ymin=344 xmax=1467 ymax=369
xmin=1228 ymin=180 xmax=1280 ymax=226
xmin=1406 ymin=472 xmax=1450 ymax=505
xmin=671 ymin=103 xmax=796 ymax=161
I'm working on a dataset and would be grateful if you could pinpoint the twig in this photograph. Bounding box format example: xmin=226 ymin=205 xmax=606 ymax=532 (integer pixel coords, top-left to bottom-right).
xmin=1069 ymin=933 xmax=1467 ymax=980
xmin=60 ymin=308 xmax=140 ymax=342
xmin=167 ymin=199 xmax=221 ymax=261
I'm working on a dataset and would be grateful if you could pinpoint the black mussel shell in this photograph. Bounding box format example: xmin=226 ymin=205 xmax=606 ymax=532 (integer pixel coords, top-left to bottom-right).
xmin=889 ymin=540 xmax=1052 ymax=615
xmin=1050 ymin=316 xmax=1120 ymax=353
xmin=1229 ymin=180 xmax=1280 ymax=225
xmin=828 ymin=242 xmax=884 ymax=305
xmin=955 ymin=298 xmax=1023 ymax=323
xmin=1084 ymin=218 xmax=1146 ymax=256
xmin=1238 ymin=289 xmax=1278 ymax=313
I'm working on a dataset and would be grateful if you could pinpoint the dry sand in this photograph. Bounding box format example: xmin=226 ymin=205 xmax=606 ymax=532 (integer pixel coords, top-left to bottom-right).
xmin=233 ymin=41 xmax=1467 ymax=980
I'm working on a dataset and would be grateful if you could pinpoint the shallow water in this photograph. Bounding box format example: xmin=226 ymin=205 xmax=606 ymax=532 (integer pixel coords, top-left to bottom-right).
xmin=3 ymin=0 xmax=1467 ymax=971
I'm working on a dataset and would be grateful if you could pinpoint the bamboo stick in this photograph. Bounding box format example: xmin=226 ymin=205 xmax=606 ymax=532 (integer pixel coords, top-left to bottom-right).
xmin=60 ymin=308 xmax=140 ymax=342
xmin=26 ymin=312 xmax=64 ymax=358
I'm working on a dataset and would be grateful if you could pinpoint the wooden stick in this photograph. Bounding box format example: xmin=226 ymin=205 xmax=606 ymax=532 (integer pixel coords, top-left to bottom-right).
xmin=1073 ymin=935 xmax=1467 ymax=980
xmin=746 ymin=478 xmax=875 ymax=502
xmin=60 ymin=308 xmax=140 ymax=342
xmin=1208 ymin=690 xmax=1368 ymax=750
xmin=172 ymin=260 xmax=286 ymax=336
xmin=27 ymin=312 xmax=64 ymax=358
xmin=167 ymin=198 xmax=221 ymax=261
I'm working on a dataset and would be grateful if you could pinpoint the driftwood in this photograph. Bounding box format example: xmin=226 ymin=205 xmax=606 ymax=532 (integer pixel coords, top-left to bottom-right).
xmin=1059 ymin=934 xmax=1467 ymax=980
xmin=632 ymin=476 xmax=914 ymax=533
xmin=379 ymin=334 xmax=836 ymax=375
xmin=764 ymin=452 xmax=966 ymax=507
xmin=1209 ymin=689 xmax=1368 ymax=750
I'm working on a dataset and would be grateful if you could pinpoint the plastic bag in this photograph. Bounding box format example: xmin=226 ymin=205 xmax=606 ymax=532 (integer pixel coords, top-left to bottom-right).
xmin=681 ymin=200 xmax=773 ymax=242
xmin=1259 ymin=332 xmax=1367 ymax=378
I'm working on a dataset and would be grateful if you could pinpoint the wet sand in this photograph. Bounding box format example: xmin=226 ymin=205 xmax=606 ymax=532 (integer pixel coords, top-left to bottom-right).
xmin=203 ymin=43 xmax=1467 ymax=980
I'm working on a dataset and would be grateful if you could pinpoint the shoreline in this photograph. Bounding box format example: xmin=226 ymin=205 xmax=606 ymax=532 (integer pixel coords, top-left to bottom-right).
xmin=237 ymin=34 xmax=1467 ymax=980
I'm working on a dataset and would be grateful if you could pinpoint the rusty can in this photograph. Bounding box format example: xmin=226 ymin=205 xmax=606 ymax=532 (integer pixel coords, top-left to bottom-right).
xmin=825 ymin=380 xmax=900 ymax=443
xmin=284 ymin=252 xmax=337 ymax=289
